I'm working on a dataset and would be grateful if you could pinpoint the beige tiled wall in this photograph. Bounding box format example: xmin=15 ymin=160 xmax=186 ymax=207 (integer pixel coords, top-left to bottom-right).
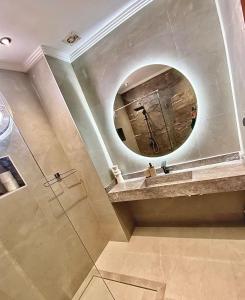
xmin=28 ymin=57 xmax=127 ymax=246
xmin=0 ymin=107 xmax=94 ymax=298
xmin=216 ymin=0 xmax=245 ymax=152
xmin=72 ymin=0 xmax=240 ymax=175
xmin=0 ymin=67 xmax=125 ymax=299
xmin=45 ymin=56 xmax=113 ymax=187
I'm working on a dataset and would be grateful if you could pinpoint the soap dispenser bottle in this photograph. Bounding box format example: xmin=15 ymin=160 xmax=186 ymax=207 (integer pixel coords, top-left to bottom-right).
xmin=111 ymin=165 xmax=124 ymax=184
xmin=144 ymin=165 xmax=151 ymax=178
xmin=149 ymin=163 xmax=157 ymax=177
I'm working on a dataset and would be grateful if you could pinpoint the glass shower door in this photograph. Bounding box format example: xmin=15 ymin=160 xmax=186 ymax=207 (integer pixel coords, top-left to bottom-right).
xmin=0 ymin=98 xmax=114 ymax=299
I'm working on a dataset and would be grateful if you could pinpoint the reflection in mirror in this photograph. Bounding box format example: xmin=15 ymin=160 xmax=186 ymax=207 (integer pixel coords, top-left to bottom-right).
xmin=114 ymin=64 xmax=197 ymax=157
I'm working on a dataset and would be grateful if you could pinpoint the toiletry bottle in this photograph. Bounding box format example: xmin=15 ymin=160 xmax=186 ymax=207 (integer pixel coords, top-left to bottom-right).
xmin=149 ymin=163 xmax=157 ymax=177
xmin=111 ymin=165 xmax=124 ymax=184
xmin=144 ymin=165 xmax=151 ymax=178
xmin=0 ymin=165 xmax=19 ymax=192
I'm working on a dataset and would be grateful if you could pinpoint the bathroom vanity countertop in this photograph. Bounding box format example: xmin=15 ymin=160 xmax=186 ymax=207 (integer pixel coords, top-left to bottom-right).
xmin=108 ymin=161 xmax=245 ymax=203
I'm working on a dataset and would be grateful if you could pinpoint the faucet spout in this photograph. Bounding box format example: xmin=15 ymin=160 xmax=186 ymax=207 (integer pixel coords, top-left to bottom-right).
xmin=161 ymin=161 xmax=170 ymax=174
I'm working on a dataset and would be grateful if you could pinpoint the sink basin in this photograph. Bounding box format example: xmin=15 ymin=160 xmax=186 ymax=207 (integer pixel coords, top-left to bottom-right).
xmin=143 ymin=171 xmax=192 ymax=187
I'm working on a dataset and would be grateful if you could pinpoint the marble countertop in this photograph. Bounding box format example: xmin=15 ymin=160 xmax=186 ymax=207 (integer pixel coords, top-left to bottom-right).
xmin=108 ymin=161 xmax=245 ymax=203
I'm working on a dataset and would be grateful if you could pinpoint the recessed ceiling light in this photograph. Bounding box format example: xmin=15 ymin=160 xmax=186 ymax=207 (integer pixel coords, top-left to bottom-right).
xmin=0 ymin=37 xmax=12 ymax=46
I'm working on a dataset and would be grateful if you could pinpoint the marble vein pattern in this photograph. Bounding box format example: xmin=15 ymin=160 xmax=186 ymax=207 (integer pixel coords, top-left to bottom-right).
xmin=109 ymin=161 xmax=245 ymax=203
xmin=96 ymin=227 xmax=245 ymax=300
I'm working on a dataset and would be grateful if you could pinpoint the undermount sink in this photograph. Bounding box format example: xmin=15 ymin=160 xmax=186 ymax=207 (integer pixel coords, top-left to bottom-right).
xmin=143 ymin=171 xmax=193 ymax=187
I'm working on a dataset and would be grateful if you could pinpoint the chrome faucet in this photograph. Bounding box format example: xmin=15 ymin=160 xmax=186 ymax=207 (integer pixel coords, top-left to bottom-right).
xmin=161 ymin=161 xmax=170 ymax=174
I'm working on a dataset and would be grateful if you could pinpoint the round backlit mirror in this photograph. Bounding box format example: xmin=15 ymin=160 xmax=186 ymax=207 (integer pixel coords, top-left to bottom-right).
xmin=114 ymin=64 xmax=197 ymax=157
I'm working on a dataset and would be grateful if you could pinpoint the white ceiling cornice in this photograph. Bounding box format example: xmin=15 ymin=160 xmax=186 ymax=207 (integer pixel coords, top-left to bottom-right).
xmin=0 ymin=61 xmax=24 ymax=72
xmin=0 ymin=0 xmax=153 ymax=72
xmin=23 ymin=46 xmax=44 ymax=72
xmin=70 ymin=0 xmax=153 ymax=62
xmin=42 ymin=46 xmax=71 ymax=63
xmin=0 ymin=46 xmax=44 ymax=73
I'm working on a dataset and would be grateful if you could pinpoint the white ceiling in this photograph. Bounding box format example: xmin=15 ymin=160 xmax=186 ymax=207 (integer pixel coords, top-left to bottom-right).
xmin=118 ymin=64 xmax=171 ymax=94
xmin=0 ymin=0 xmax=151 ymax=71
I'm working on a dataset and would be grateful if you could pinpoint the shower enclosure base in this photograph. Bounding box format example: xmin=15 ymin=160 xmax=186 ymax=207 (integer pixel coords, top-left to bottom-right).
xmin=72 ymin=268 xmax=165 ymax=300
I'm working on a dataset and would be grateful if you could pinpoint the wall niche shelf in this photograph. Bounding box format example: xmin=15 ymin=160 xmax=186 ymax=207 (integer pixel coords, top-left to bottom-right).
xmin=0 ymin=156 xmax=26 ymax=198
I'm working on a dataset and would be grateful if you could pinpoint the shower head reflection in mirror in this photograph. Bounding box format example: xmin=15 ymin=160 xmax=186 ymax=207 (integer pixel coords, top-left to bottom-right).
xmin=113 ymin=64 xmax=198 ymax=157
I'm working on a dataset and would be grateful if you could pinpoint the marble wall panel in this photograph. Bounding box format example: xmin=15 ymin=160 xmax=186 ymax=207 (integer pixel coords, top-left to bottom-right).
xmin=216 ymin=0 xmax=245 ymax=152
xmin=28 ymin=57 xmax=127 ymax=247
xmin=72 ymin=0 xmax=240 ymax=176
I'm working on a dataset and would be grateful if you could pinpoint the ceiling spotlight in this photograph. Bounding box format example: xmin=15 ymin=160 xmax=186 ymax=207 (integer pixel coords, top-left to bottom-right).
xmin=0 ymin=37 xmax=12 ymax=46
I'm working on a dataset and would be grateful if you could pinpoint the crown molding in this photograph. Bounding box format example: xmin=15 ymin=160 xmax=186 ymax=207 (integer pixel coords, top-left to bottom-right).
xmin=70 ymin=0 xmax=153 ymax=62
xmin=23 ymin=46 xmax=44 ymax=72
xmin=24 ymin=45 xmax=71 ymax=71
xmin=0 ymin=61 xmax=24 ymax=72
xmin=0 ymin=0 xmax=152 ymax=72
xmin=0 ymin=46 xmax=44 ymax=73
xmin=43 ymin=0 xmax=153 ymax=63
xmin=42 ymin=46 xmax=71 ymax=63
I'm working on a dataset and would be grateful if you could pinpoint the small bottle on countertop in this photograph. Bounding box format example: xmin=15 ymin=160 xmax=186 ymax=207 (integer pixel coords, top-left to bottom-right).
xmin=144 ymin=163 xmax=156 ymax=178
xmin=111 ymin=165 xmax=124 ymax=184
xmin=144 ymin=166 xmax=151 ymax=178
xmin=149 ymin=163 xmax=157 ymax=177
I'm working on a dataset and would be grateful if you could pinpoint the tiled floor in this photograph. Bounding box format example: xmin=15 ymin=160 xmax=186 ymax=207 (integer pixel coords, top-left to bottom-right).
xmin=79 ymin=276 xmax=157 ymax=300
xmin=106 ymin=280 xmax=157 ymax=300
xmin=96 ymin=227 xmax=245 ymax=300
xmin=73 ymin=265 xmax=159 ymax=300
xmin=80 ymin=277 xmax=113 ymax=300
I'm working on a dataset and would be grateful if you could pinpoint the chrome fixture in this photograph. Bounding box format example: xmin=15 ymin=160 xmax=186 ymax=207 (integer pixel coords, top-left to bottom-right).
xmin=134 ymin=105 xmax=160 ymax=154
xmin=44 ymin=169 xmax=77 ymax=187
xmin=161 ymin=161 xmax=170 ymax=174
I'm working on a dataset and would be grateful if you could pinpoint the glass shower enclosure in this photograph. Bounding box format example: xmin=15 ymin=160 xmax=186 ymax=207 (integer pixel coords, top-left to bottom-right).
xmin=0 ymin=96 xmax=114 ymax=299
